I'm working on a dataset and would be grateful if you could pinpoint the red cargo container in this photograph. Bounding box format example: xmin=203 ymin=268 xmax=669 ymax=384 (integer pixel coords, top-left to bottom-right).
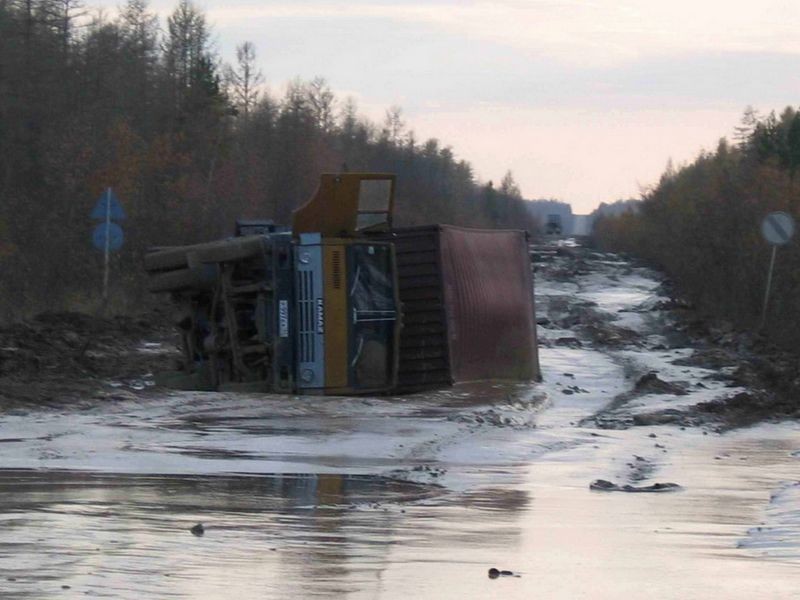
xmin=378 ymin=225 xmax=540 ymax=391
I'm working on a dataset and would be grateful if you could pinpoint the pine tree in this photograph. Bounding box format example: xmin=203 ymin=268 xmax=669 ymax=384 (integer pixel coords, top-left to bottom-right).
xmin=499 ymin=170 xmax=522 ymax=199
xmin=226 ymin=41 xmax=263 ymax=120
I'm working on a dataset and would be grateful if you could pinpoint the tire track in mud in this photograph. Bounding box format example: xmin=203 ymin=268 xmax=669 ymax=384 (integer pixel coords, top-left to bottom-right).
xmin=535 ymin=243 xmax=800 ymax=554
xmin=533 ymin=243 xmax=747 ymax=485
xmin=535 ymin=244 xmax=754 ymax=434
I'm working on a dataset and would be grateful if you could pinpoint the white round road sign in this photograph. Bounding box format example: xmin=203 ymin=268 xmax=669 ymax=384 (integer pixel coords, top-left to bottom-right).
xmin=761 ymin=212 xmax=795 ymax=246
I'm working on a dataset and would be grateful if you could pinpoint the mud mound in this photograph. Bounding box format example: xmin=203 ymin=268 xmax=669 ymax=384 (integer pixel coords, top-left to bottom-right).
xmin=695 ymin=391 xmax=800 ymax=428
xmin=0 ymin=310 xmax=178 ymax=406
xmin=634 ymin=373 xmax=688 ymax=396
xmin=672 ymin=348 xmax=738 ymax=370
xmin=581 ymin=322 xmax=641 ymax=348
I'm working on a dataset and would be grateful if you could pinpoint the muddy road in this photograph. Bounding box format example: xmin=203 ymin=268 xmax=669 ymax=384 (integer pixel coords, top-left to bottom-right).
xmin=0 ymin=244 xmax=798 ymax=599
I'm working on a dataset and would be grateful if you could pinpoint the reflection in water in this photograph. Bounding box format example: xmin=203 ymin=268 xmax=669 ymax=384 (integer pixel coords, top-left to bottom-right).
xmin=0 ymin=470 xmax=528 ymax=599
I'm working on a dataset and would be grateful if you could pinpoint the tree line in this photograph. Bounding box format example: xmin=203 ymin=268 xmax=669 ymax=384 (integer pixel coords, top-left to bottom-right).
xmin=592 ymin=106 xmax=800 ymax=347
xmin=0 ymin=0 xmax=538 ymax=320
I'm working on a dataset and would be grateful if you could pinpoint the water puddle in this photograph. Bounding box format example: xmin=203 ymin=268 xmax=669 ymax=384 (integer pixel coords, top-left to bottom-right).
xmin=0 ymin=470 xmax=523 ymax=599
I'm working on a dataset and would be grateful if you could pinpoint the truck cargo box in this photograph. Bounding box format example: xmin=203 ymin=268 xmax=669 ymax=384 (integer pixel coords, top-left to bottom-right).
xmin=378 ymin=225 xmax=540 ymax=391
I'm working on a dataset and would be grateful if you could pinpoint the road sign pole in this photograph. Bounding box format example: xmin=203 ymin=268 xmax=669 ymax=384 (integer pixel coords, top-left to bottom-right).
xmin=91 ymin=187 xmax=125 ymax=312
xmin=759 ymin=245 xmax=778 ymax=330
xmin=103 ymin=187 xmax=111 ymax=304
xmin=758 ymin=211 xmax=796 ymax=331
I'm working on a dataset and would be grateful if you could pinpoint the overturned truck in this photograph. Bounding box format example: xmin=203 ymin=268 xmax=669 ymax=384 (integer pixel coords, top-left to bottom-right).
xmin=145 ymin=174 xmax=540 ymax=395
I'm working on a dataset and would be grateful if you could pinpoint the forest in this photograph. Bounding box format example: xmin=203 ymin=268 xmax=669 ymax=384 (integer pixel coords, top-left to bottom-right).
xmin=592 ymin=106 xmax=800 ymax=347
xmin=0 ymin=0 xmax=538 ymax=321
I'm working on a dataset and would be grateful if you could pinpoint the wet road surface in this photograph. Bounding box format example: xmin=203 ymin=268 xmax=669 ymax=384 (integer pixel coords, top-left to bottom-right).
xmin=0 ymin=245 xmax=798 ymax=599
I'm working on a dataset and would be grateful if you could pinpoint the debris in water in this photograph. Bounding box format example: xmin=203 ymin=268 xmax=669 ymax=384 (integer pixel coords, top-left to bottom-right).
xmin=488 ymin=567 xmax=518 ymax=579
xmin=590 ymin=479 xmax=682 ymax=493
xmin=190 ymin=523 xmax=205 ymax=536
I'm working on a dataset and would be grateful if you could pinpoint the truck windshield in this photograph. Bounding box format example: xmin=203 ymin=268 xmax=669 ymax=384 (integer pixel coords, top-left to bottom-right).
xmin=348 ymin=244 xmax=397 ymax=388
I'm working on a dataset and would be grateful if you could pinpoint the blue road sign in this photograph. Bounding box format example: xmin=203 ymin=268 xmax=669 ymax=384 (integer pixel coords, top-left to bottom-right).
xmin=93 ymin=222 xmax=124 ymax=251
xmin=91 ymin=189 xmax=126 ymax=220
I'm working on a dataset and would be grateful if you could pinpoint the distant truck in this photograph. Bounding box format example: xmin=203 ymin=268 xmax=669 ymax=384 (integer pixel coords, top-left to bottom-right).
xmin=570 ymin=215 xmax=592 ymax=237
xmin=545 ymin=214 xmax=562 ymax=236
xmin=145 ymin=173 xmax=540 ymax=395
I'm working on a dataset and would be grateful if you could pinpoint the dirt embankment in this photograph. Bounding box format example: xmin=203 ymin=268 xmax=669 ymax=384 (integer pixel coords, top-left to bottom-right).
xmin=633 ymin=279 xmax=800 ymax=428
xmin=0 ymin=311 xmax=180 ymax=408
xmin=672 ymin=320 xmax=800 ymax=428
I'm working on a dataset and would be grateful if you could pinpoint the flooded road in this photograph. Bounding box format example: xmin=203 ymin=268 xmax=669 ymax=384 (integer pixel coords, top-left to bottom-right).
xmin=1 ymin=245 xmax=798 ymax=598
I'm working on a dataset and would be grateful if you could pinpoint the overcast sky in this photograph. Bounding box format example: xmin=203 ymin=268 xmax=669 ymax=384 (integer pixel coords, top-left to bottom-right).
xmin=105 ymin=0 xmax=800 ymax=213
